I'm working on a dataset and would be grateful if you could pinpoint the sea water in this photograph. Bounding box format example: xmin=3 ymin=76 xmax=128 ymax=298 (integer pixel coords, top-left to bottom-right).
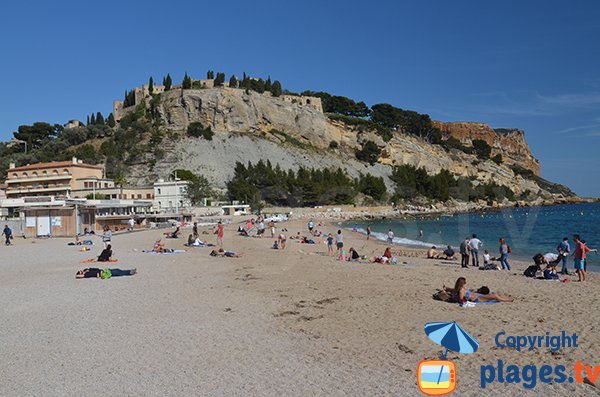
xmin=345 ymin=202 xmax=600 ymax=271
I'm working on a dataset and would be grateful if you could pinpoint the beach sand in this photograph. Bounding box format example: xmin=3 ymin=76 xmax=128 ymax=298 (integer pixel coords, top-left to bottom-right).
xmin=1 ymin=218 xmax=599 ymax=396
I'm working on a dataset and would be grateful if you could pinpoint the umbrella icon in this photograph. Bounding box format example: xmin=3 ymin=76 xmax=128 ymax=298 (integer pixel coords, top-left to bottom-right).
xmin=423 ymin=322 xmax=479 ymax=388
xmin=424 ymin=321 xmax=479 ymax=359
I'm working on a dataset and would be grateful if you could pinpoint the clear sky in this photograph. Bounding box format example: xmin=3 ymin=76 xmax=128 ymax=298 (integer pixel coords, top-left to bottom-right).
xmin=1 ymin=1 xmax=599 ymax=196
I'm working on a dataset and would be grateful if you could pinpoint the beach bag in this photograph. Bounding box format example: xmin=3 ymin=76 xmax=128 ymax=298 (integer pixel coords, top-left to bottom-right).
xmin=101 ymin=268 xmax=112 ymax=279
xmin=524 ymin=265 xmax=538 ymax=278
xmin=507 ymin=245 xmax=512 ymax=254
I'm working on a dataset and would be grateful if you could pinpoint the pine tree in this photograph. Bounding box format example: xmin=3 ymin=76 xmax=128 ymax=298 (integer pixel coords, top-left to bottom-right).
xmin=148 ymin=76 xmax=154 ymax=95
xmin=164 ymin=73 xmax=172 ymax=91
xmin=207 ymin=70 xmax=214 ymax=79
xmin=229 ymin=75 xmax=238 ymax=88
xmin=271 ymin=80 xmax=282 ymax=97
xmin=265 ymin=76 xmax=272 ymax=93
xmin=90 ymin=113 xmax=96 ymax=125
xmin=96 ymin=112 xmax=105 ymax=125
xmin=182 ymin=72 xmax=192 ymax=89
xmin=107 ymin=113 xmax=116 ymax=127
xmin=214 ymin=72 xmax=225 ymax=87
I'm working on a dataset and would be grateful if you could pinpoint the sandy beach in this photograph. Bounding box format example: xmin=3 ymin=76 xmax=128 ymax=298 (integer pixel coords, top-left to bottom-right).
xmin=1 ymin=218 xmax=599 ymax=397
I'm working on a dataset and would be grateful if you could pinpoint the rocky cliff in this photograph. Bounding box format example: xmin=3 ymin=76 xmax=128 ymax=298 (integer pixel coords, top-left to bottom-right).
xmin=121 ymin=87 xmax=573 ymax=203
xmin=432 ymin=121 xmax=540 ymax=176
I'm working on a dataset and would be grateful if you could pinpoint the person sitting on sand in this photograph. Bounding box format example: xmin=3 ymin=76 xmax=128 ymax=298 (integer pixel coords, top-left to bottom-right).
xmin=543 ymin=261 xmax=561 ymax=280
xmin=170 ymin=227 xmax=180 ymax=238
xmin=187 ymin=234 xmax=195 ymax=246
xmin=427 ymin=246 xmax=441 ymax=259
xmin=442 ymin=245 xmax=456 ymax=260
xmin=348 ymin=247 xmax=360 ymax=262
xmin=97 ymin=244 xmax=113 ymax=262
xmin=76 ymin=268 xmax=136 ymax=278
xmin=373 ymin=247 xmax=393 ymax=264
xmin=152 ymin=239 xmax=174 ymax=253
xmin=449 ymin=277 xmax=514 ymax=303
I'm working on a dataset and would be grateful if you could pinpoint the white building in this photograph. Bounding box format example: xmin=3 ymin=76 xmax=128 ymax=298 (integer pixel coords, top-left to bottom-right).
xmin=153 ymin=179 xmax=190 ymax=213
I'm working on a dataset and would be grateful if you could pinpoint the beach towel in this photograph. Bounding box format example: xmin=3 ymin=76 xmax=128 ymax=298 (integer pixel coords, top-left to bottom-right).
xmin=460 ymin=301 xmax=500 ymax=307
xmin=142 ymin=249 xmax=186 ymax=254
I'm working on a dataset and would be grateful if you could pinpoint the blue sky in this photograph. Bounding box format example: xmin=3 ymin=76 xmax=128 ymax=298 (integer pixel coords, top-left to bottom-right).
xmin=1 ymin=1 xmax=599 ymax=196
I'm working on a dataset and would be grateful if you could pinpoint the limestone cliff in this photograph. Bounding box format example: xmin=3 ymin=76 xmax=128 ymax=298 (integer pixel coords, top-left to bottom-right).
xmin=121 ymin=86 xmax=573 ymax=203
xmin=432 ymin=121 xmax=540 ymax=176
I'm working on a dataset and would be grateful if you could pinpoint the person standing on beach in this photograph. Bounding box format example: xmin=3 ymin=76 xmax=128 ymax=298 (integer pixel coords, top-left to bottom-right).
xmin=193 ymin=222 xmax=199 ymax=239
xmin=387 ymin=229 xmax=394 ymax=244
xmin=327 ymin=233 xmax=334 ymax=255
xmin=469 ymin=234 xmax=482 ymax=267
xmin=216 ymin=221 xmax=224 ymax=248
xmin=459 ymin=237 xmax=470 ymax=268
xmin=336 ymin=230 xmax=344 ymax=255
xmin=573 ymin=234 xmax=597 ymax=282
xmin=366 ymin=225 xmax=371 ymax=240
xmin=128 ymin=218 xmax=135 ymax=232
xmin=2 ymin=225 xmax=12 ymax=246
xmin=269 ymin=221 xmax=275 ymax=238
xmin=308 ymin=220 xmax=314 ymax=235
xmin=101 ymin=226 xmax=112 ymax=249
xmin=556 ymin=237 xmax=571 ymax=275
xmin=498 ymin=238 xmax=511 ymax=270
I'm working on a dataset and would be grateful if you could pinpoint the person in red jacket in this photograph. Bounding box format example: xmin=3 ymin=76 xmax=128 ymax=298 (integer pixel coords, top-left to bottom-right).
xmin=573 ymin=234 xmax=597 ymax=282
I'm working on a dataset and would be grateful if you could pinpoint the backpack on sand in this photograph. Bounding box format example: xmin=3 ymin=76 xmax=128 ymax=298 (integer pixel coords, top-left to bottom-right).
xmin=101 ymin=268 xmax=112 ymax=279
xmin=524 ymin=265 xmax=538 ymax=278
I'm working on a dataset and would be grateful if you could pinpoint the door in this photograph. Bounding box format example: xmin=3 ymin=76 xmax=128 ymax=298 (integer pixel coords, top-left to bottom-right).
xmin=37 ymin=215 xmax=51 ymax=236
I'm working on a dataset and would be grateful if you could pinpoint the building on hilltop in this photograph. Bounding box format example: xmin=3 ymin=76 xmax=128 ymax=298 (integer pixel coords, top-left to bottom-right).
xmin=5 ymin=158 xmax=104 ymax=199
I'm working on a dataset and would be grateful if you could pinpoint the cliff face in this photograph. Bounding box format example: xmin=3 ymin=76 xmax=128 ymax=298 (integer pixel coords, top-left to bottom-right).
xmin=432 ymin=121 xmax=541 ymax=176
xmin=124 ymin=87 xmax=572 ymax=201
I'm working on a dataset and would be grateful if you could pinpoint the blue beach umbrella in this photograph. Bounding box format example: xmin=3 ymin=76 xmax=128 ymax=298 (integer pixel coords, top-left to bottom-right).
xmin=424 ymin=321 xmax=479 ymax=359
xmin=424 ymin=322 xmax=479 ymax=385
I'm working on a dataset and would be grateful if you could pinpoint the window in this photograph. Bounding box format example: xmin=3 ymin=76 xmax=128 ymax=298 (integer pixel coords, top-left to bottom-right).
xmin=53 ymin=170 xmax=59 ymax=176
xmin=146 ymin=194 xmax=152 ymax=199
xmin=157 ymin=188 xmax=161 ymax=195
xmin=32 ymin=172 xmax=38 ymax=177
xmin=42 ymin=170 xmax=48 ymax=176
xmin=22 ymin=172 xmax=28 ymax=178
xmin=63 ymin=169 xmax=70 ymax=175
xmin=123 ymin=194 xmax=127 ymax=199
xmin=12 ymin=173 xmax=18 ymax=179
xmin=137 ymin=194 xmax=142 ymax=199
xmin=179 ymin=187 xmax=185 ymax=193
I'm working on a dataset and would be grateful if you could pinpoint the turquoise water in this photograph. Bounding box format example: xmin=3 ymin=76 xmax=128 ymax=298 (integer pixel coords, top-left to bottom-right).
xmin=347 ymin=203 xmax=600 ymax=271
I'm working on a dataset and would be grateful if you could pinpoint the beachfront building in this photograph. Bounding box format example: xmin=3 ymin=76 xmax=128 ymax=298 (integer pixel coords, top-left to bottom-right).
xmin=1 ymin=196 xmax=153 ymax=237
xmin=221 ymin=204 xmax=251 ymax=216
xmin=153 ymin=179 xmax=191 ymax=213
xmin=4 ymin=158 xmax=103 ymax=199
xmin=71 ymin=177 xmax=154 ymax=201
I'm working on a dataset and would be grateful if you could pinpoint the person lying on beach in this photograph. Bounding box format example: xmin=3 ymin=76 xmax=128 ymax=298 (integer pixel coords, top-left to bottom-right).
xmin=164 ymin=227 xmax=180 ymax=238
xmin=209 ymin=249 xmax=242 ymax=258
xmin=442 ymin=245 xmax=456 ymax=260
xmin=448 ymin=277 xmax=514 ymax=303
xmin=97 ymin=244 xmax=113 ymax=262
xmin=427 ymin=246 xmax=441 ymax=259
xmin=301 ymin=236 xmax=316 ymax=244
xmin=76 ymin=268 xmax=136 ymax=278
xmin=372 ymin=247 xmax=393 ymax=263
xmin=152 ymin=239 xmax=174 ymax=253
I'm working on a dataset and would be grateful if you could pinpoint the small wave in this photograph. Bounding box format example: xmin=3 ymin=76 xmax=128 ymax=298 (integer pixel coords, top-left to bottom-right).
xmin=348 ymin=227 xmax=437 ymax=248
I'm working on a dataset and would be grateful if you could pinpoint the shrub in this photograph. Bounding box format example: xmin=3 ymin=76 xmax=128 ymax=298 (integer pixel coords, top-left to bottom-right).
xmin=472 ymin=139 xmax=492 ymax=159
xmin=492 ymin=154 xmax=503 ymax=164
xmin=355 ymin=141 xmax=381 ymax=165
xmin=187 ymin=122 xmax=213 ymax=140
xmin=329 ymin=141 xmax=339 ymax=149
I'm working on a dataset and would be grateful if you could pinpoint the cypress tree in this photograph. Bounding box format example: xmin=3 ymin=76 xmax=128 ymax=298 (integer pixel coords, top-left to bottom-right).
xmin=182 ymin=72 xmax=192 ymax=89
xmin=96 ymin=112 xmax=105 ymax=125
xmin=107 ymin=113 xmax=116 ymax=127
xmin=164 ymin=73 xmax=172 ymax=91
xmin=229 ymin=75 xmax=238 ymax=88
xmin=148 ymin=76 xmax=154 ymax=95
xmin=86 ymin=115 xmax=90 ymax=126
xmin=90 ymin=113 xmax=96 ymax=125
xmin=265 ymin=76 xmax=272 ymax=93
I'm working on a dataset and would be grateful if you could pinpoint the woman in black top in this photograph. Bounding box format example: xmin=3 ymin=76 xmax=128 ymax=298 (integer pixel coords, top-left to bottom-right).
xmin=97 ymin=244 xmax=112 ymax=262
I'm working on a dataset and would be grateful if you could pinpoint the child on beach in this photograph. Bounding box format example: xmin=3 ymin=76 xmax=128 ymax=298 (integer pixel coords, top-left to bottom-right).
xmin=101 ymin=225 xmax=112 ymax=248
xmin=483 ymin=250 xmax=490 ymax=266
xmin=336 ymin=230 xmax=344 ymax=255
xmin=327 ymin=233 xmax=334 ymax=255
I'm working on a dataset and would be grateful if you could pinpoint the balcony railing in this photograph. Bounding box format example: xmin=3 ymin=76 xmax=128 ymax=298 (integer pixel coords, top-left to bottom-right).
xmin=6 ymin=175 xmax=72 ymax=184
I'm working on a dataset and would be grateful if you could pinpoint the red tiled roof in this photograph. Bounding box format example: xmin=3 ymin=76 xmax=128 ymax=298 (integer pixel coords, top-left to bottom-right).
xmin=10 ymin=161 xmax=103 ymax=171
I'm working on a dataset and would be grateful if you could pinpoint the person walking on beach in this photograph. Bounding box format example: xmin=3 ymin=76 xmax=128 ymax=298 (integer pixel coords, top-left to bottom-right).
xmin=573 ymin=234 xmax=597 ymax=282
xmin=366 ymin=225 xmax=371 ymax=240
xmin=498 ymin=238 xmax=511 ymax=270
xmin=128 ymin=218 xmax=135 ymax=232
xmin=216 ymin=221 xmax=224 ymax=248
xmin=336 ymin=230 xmax=344 ymax=255
xmin=459 ymin=237 xmax=470 ymax=268
xmin=387 ymin=229 xmax=394 ymax=244
xmin=101 ymin=226 xmax=112 ymax=249
xmin=307 ymin=219 xmax=314 ymax=235
xmin=2 ymin=225 xmax=12 ymax=246
xmin=469 ymin=234 xmax=482 ymax=267
xmin=557 ymin=237 xmax=571 ymax=275
xmin=268 ymin=221 xmax=275 ymax=238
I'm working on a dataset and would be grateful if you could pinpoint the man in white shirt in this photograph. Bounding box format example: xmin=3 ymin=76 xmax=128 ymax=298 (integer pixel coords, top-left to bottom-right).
xmin=387 ymin=229 xmax=394 ymax=244
xmin=468 ymin=234 xmax=483 ymax=267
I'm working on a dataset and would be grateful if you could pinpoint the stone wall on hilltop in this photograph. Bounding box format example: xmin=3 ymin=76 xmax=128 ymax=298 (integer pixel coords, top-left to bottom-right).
xmin=432 ymin=121 xmax=541 ymax=176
